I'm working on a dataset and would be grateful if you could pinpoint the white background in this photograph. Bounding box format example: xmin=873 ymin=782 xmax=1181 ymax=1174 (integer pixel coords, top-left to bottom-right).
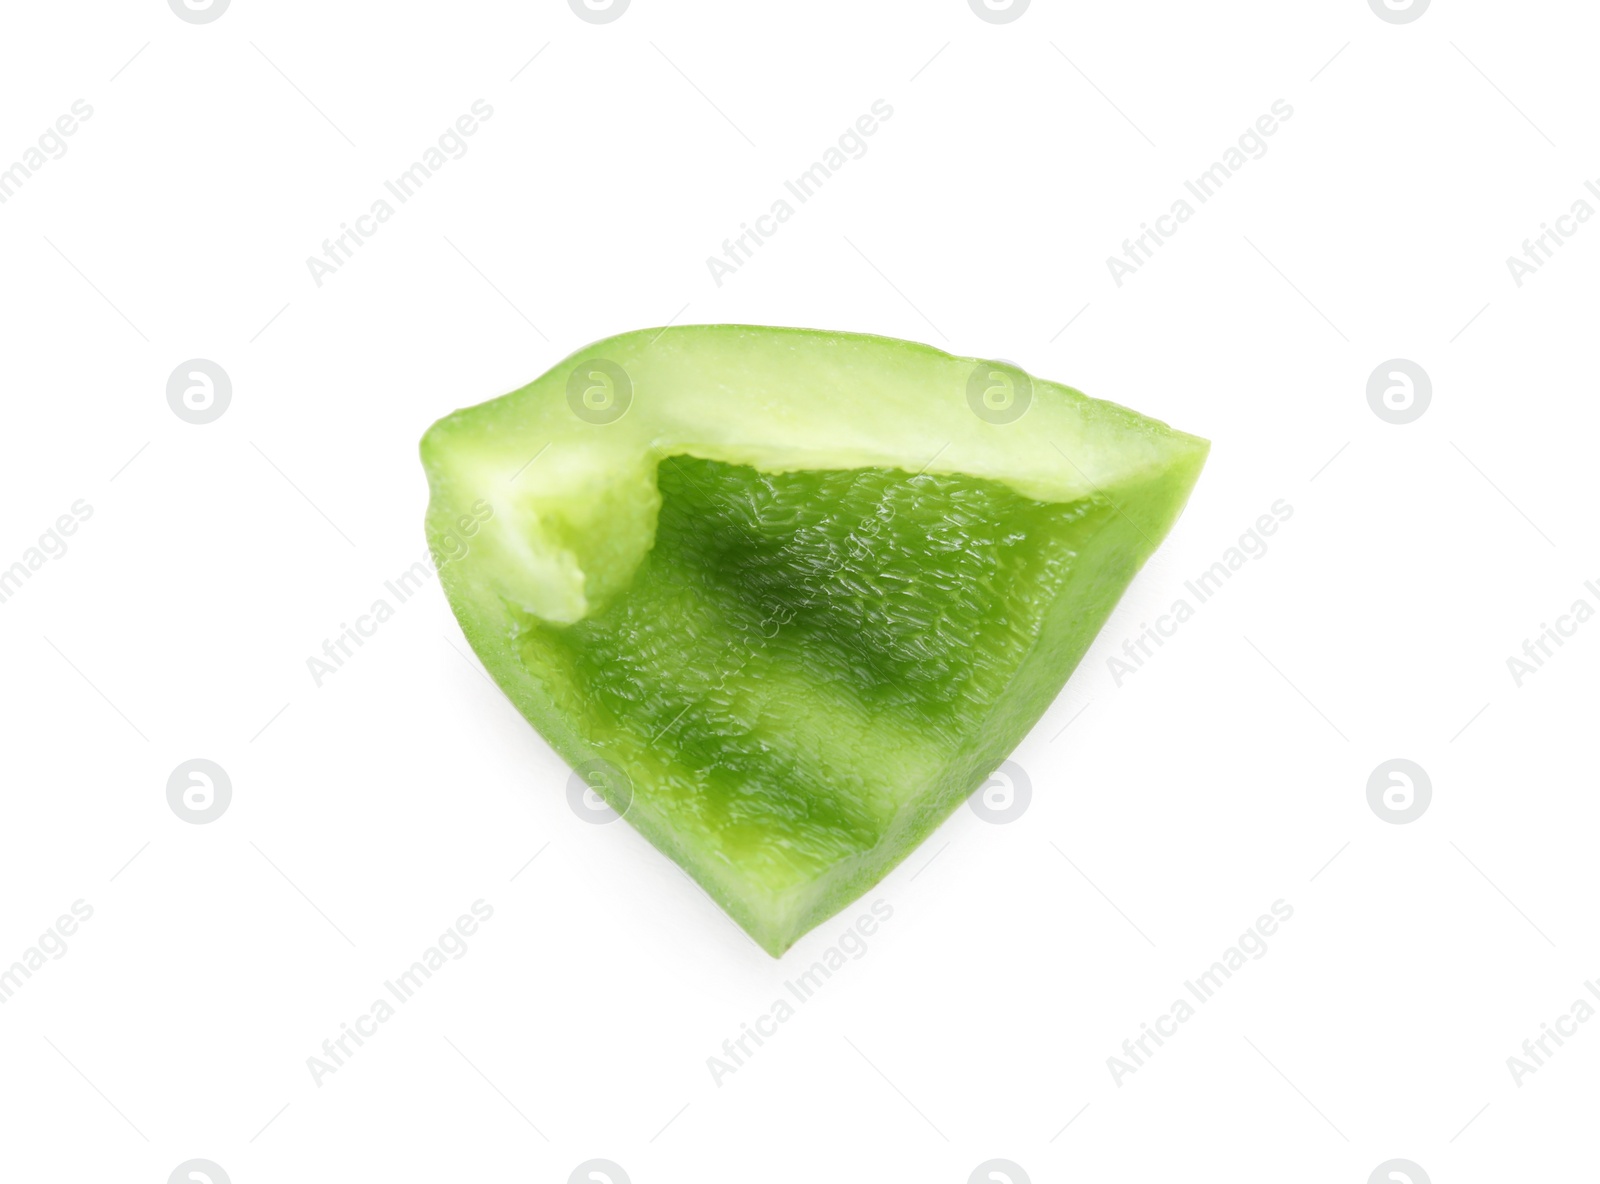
xmin=1 ymin=1 xmax=1595 ymax=1181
